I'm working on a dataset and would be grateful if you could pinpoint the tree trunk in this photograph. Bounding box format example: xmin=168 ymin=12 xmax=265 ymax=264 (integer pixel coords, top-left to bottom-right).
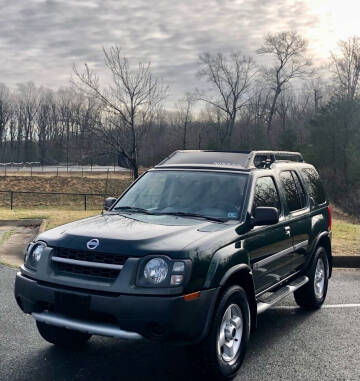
xmin=183 ymin=122 xmax=187 ymax=150
xmin=267 ymin=88 xmax=281 ymax=142
xmin=132 ymin=161 xmax=139 ymax=179
xmin=227 ymin=114 xmax=236 ymax=138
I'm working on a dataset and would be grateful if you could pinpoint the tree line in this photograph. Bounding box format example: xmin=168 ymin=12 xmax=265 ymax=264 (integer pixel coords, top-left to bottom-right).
xmin=0 ymin=32 xmax=360 ymax=214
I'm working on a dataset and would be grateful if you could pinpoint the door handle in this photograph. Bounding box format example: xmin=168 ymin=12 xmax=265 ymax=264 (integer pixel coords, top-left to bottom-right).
xmin=285 ymin=226 xmax=291 ymax=236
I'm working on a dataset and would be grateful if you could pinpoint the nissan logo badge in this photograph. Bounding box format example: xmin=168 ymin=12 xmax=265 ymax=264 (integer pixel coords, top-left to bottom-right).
xmin=87 ymin=238 xmax=99 ymax=250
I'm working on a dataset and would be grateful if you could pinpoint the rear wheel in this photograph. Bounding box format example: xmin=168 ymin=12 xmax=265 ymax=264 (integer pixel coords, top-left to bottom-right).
xmin=36 ymin=321 xmax=91 ymax=348
xmin=189 ymin=286 xmax=251 ymax=380
xmin=294 ymin=247 xmax=329 ymax=309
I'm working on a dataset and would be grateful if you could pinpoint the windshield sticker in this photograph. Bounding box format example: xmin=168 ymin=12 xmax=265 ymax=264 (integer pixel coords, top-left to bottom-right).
xmin=227 ymin=212 xmax=238 ymax=218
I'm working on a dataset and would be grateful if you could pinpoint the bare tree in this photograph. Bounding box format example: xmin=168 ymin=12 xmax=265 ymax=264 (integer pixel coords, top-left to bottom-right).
xmin=197 ymin=51 xmax=256 ymax=143
xmin=73 ymin=46 xmax=168 ymax=178
xmin=174 ymin=93 xmax=195 ymax=149
xmin=257 ymin=31 xmax=312 ymax=139
xmin=276 ymin=90 xmax=291 ymax=132
xmin=16 ymin=82 xmax=40 ymax=161
xmin=36 ymin=89 xmax=54 ymax=164
xmin=0 ymin=84 xmax=12 ymax=159
xmin=57 ymin=88 xmax=83 ymax=167
xmin=330 ymin=36 xmax=360 ymax=99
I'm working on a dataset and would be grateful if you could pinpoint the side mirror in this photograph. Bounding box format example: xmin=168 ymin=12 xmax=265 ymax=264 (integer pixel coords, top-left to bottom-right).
xmin=253 ymin=207 xmax=279 ymax=226
xmin=104 ymin=197 xmax=117 ymax=211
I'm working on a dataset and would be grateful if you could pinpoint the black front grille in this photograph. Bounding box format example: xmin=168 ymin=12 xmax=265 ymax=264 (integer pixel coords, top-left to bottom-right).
xmin=56 ymin=247 xmax=127 ymax=265
xmin=54 ymin=262 xmax=120 ymax=278
xmin=52 ymin=248 xmax=128 ymax=279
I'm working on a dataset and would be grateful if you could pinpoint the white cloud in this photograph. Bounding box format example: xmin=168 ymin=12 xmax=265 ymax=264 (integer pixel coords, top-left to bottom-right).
xmin=0 ymin=0 xmax=347 ymax=102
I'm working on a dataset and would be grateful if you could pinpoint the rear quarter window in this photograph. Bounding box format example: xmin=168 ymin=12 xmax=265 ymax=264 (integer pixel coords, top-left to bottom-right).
xmin=279 ymin=171 xmax=302 ymax=212
xmin=301 ymin=168 xmax=326 ymax=205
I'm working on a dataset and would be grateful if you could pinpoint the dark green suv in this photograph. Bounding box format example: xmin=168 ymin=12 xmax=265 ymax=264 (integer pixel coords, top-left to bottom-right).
xmin=15 ymin=150 xmax=332 ymax=380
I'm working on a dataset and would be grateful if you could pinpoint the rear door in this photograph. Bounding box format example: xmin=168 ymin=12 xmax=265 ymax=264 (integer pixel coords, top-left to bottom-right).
xmin=279 ymin=170 xmax=310 ymax=275
xmin=246 ymin=175 xmax=294 ymax=293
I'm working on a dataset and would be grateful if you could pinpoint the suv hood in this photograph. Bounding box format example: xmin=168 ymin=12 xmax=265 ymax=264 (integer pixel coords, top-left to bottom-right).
xmin=36 ymin=213 xmax=232 ymax=257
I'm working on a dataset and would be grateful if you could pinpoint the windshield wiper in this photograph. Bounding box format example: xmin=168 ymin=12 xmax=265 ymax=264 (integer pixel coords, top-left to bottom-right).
xmin=113 ymin=206 xmax=155 ymax=215
xmin=112 ymin=207 xmax=225 ymax=222
xmin=159 ymin=211 xmax=225 ymax=223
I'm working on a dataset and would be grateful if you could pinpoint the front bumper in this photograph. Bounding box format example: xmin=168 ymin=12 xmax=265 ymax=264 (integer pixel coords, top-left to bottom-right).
xmin=15 ymin=272 xmax=218 ymax=344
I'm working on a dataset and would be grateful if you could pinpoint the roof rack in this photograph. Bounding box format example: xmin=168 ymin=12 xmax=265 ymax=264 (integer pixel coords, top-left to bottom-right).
xmin=156 ymin=150 xmax=304 ymax=170
xmin=250 ymin=151 xmax=304 ymax=168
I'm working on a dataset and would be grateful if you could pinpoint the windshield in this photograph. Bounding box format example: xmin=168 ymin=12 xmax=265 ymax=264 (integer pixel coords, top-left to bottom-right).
xmin=113 ymin=170 xmax=248 ymax=221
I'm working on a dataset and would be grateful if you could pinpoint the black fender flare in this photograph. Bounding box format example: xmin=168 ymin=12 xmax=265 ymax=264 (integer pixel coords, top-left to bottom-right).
xmin=307 ymin=231 xmax=332 ymax=276
xmin=219 ymin=264 xmax=257 ymax=332
xmin=199 ymin=263 xmax=258 ymax=342
xmin=219 ymin=263 xmax=252 ymax=286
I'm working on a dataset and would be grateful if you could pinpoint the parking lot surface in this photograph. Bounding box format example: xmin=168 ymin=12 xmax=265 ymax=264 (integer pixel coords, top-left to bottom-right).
xmin=0 ymin=265 xmax=359 ymax=381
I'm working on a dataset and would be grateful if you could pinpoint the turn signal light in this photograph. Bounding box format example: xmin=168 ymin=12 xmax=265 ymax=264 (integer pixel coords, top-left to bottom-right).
xmin=184 ymin=291 xmax=200 ymax=301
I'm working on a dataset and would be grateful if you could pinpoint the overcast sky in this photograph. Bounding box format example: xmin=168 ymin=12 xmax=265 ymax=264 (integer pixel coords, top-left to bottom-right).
xmin=1 ymin=0 xmax=358 ymax=102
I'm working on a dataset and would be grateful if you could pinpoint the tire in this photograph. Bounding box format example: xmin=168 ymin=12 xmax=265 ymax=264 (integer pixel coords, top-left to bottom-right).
xmin=189 ymin=286 xmax=251 ymax=381
xmin=36 ymin=321 xmax=91 ymax=348
xmin=294 ymin=247 xmax=329 ymax=310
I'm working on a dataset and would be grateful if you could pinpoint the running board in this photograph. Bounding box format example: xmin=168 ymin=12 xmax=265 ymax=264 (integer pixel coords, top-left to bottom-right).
xmin=257 ymin=275 xmax=309 ymax=314
xmin=32 ymin=312 xmax=143 ymax=340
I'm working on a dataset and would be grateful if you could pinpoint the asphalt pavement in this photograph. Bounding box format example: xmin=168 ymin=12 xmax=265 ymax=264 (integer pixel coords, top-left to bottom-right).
xmin=0 ymin=265 xmax=359 ymax=381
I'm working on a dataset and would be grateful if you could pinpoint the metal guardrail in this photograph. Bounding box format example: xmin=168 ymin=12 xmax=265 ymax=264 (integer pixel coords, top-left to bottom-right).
xmin=0 ymin=190 xmax=112 ymax=210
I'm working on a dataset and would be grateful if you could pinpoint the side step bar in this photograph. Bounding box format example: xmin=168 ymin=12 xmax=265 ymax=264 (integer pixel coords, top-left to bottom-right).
xmin=32 ymin=312 xmax=143 ymax=340
xmin=257 ymin=275 xmax=309 ymax=314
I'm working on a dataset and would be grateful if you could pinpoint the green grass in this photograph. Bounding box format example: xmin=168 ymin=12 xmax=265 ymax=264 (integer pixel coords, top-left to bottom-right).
xmin=0 ymin=174 xmax=133 ymax=210
xmin=0 ymin=209 xmax=100 ymax=230
xmin=332 ymin=219 xmax=360 ymax=256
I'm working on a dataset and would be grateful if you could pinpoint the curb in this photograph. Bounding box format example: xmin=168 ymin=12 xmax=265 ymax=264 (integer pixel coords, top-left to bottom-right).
xmin=0 ymin=219 xmax=44 ymax=227
xmin=333 ymin=256 xmax=360 ymax=268
xmin=38 ymin=219 xmax=47 ymax=234
xmin=0 ymin=219 xmax=46 ymax=268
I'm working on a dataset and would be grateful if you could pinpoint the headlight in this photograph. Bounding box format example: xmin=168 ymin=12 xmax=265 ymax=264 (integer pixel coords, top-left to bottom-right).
xmin=25 ymin=242 xmax=46 ymax=269
xmin=137 ymin=257 xmax=189 ymax=288
xmin=144 ymin=258 xmax=168 ymax=284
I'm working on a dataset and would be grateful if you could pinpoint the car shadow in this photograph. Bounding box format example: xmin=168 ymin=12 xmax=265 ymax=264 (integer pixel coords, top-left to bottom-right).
xmin=8 ymin=307 xmax=315 ymax=381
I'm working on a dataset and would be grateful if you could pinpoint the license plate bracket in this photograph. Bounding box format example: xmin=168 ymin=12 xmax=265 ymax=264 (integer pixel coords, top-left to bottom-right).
xmin=54 ymin=292 xmax=90 ymax=318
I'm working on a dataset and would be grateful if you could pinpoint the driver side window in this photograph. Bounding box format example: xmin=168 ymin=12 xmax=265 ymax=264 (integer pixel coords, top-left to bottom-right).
xmin=252 ymin=176 xmax=281 ymax=213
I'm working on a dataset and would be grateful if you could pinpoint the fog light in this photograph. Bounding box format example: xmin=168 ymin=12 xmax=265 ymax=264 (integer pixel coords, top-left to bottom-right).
xmin=170 ymin=274 xmax=183 ymax=286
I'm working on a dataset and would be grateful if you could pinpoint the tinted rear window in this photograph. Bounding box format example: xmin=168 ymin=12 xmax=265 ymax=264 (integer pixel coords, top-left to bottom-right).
xmin=301 ymin=168 xmax=326 ymax=205
xmin=292 ymin=171 xmax=307 ymax=208
xmin=280 ymin=171 xmax=302 ymax=212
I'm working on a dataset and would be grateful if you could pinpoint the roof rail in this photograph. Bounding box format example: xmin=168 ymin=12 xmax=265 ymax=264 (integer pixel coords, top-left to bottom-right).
xmin=156 ymin=150 xmax=304 ymax=170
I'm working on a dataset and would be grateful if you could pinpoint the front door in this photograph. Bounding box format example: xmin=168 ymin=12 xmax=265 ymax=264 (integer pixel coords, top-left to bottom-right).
xmin=245 ymin=175 xmax=293 ymax=294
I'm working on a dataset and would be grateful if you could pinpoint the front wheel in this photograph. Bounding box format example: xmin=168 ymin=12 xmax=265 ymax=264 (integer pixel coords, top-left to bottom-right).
xmin=294 ymin=247 xmax=329 ymax=309
xmin=36 ymin=321 xmax=92 ymax=348
xmin=189 ymin=286 xmax=251 ymax=381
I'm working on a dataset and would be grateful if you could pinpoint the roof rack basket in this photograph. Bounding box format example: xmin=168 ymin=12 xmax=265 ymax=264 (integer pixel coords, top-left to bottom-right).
xmin=156 ymin=150 xmax=304 ymax=170
xmin=251 ymin=151 xmax=304 ymax=168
